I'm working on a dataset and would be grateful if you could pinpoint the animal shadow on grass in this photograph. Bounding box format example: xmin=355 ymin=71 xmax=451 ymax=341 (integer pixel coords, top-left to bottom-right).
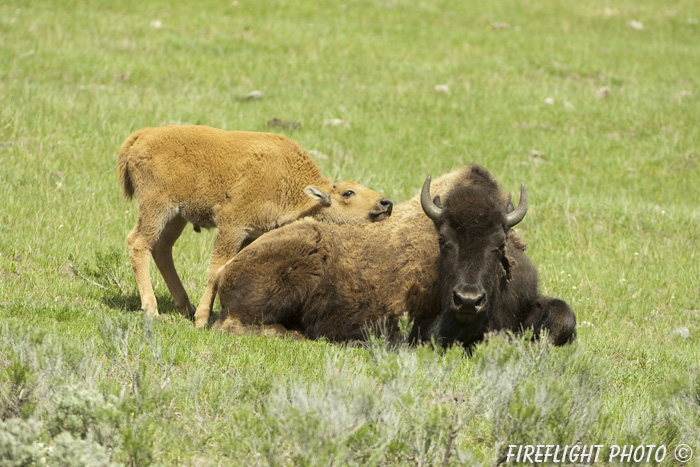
xmin=103 ymin=291 xmax=189 ymax=318
xmin=69 ymin=248 xmax=191 ymax=318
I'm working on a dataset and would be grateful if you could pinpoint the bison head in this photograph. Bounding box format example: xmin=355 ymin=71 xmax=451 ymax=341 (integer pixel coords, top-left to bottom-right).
xmin=421 ymin=166 xmax=527 ymax=335
xmin=304 ymin=181 xmax=393 ymax=224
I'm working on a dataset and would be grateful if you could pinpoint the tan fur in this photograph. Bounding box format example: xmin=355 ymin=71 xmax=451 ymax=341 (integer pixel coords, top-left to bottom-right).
xmin=214 ymin=168 xmax=470 ymax=339
xmin=213 ymin=166 xmax=575 ymax=347
xmin=118 ymin=125 xmax=392 ymax=326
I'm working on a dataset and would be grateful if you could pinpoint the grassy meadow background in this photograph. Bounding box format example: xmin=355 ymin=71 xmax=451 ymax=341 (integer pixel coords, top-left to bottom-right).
xmin=1 ymin=0 xmax=699 ymax=465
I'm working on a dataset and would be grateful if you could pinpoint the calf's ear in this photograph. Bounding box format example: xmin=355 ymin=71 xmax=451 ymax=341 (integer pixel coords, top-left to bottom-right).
xmin=304 ymin=186 xmax=332 ymax=206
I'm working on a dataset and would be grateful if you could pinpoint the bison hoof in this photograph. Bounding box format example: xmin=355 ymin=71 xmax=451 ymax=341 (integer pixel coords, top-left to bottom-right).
xmin=194 ymin=316 xmax=209 ymax=329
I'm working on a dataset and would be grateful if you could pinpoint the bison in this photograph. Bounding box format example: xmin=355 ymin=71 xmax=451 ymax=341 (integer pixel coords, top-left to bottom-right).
xmin=118 ymin=125 xmax=393 ymax=326
xmin=213 ymin=165 xmax=576 ymax=348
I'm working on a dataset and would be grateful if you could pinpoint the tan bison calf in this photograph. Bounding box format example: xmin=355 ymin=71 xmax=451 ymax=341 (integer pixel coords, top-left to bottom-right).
xmin=117 ymin=125 xmax=392 ymax=327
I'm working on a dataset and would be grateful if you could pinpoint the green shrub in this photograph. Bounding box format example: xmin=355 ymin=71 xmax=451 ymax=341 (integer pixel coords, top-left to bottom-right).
xmin=471 ymin=336 xmax=608 ymax=460
xmin=50 ymin=432 xmax=121 ymax=467
xmin=1 ymin=357 xmax=37 ymax=420
xmin=68 ymin=248 xmax=136 ymax=309
xmin=45 ymin=385 xmax=122 ymax=447
xmin=0 ymin=418 xmax=43 ymax=467
xmin=666 ymin=366 xmax=700 ymax=452
xmin=257 ymin=342 xmax=476 ymax=466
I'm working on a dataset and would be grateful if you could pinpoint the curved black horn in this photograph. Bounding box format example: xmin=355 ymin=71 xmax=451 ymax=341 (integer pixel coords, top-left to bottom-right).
xmin=420 ymin=175 xmax=443 ymax=222
xmin=506 ymin=183 xmax=528 ymax=228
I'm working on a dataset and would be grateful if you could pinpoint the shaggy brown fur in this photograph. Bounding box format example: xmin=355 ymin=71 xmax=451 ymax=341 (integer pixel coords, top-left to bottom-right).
xmin=422 ymin=166 xmax=575 ymax=347
xmin=118 ymin=125 xmax=392 ymax=326
xmin=214 ymin=165 xmax=576 ymax=347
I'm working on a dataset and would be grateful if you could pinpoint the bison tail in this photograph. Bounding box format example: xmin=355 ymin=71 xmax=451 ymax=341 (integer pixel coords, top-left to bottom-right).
xmin=117 ymin=133 xmax=138 ymax=200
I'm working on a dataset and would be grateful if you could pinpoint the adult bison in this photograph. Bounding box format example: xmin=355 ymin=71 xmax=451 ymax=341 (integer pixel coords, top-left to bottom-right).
xmin=214 ymin=165 xmax=575 ymax=348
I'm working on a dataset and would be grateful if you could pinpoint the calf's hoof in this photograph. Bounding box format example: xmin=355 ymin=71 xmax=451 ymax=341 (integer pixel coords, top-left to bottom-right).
xmin=142 ymin=304 xmax=160 ymax=319
xmin=194 ymin=314 xmax=209 ymax=329
xmin=182 ymin=303 xmax=196 ymax=320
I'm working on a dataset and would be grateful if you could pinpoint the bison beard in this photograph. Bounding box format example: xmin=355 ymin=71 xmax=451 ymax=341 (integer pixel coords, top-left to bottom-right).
xmin=214 ymin=165 xmax=576 ymax=349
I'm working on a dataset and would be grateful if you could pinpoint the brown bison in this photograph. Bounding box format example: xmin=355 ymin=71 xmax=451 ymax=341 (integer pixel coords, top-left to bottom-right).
xmin=118 ymin=125 xmax=392 ymax=326
xmin=214 ymin=165 xmax=575 ymax=348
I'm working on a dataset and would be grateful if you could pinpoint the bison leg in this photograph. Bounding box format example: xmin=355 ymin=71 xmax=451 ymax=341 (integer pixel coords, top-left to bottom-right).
xmin=193 ymin=226 xmax=249 ymax=328
xmin=522 ymin=297 xmax=576 ymax=346
xmin=126 ymin=202 xmax=177 ymax=317
xmin=151 ymin=214 xmax=194 ymax=318
xmin=214 ymin=313 xmax=304 ymax=340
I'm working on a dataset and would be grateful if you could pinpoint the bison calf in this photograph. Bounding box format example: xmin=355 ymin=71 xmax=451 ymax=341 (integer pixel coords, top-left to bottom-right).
xmin=213 ymin=165 xmax=575 ymax=349
xmin=118 ymin=125 xmax=392 ymax=326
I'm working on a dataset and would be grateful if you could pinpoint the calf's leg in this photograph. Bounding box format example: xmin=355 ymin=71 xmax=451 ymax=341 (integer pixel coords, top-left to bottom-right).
xmin=194 ymin=226 xmax=249 ymax=328
xmin=151 ymin=215 xmax=195 ymax=318
xmin=127 ymin=204 xmax=176 ymax=317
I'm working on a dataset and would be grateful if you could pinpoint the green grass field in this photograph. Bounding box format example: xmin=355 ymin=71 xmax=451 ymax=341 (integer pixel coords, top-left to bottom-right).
xmin=1 ymin=0 xmax=699 ymax=465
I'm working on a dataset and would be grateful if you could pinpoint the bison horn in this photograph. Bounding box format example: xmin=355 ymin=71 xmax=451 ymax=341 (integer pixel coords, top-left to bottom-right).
xmin=421 ymin=175 xmax=443 ymax=222
xmin=505 ymin=183 xmax=528 ymax=228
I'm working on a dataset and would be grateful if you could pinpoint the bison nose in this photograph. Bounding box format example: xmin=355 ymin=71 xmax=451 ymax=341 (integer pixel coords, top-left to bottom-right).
xmin=452 ymin=288 xmax=486 ymax=313
xmin=380 ymin=198 xmax=393 ymax=214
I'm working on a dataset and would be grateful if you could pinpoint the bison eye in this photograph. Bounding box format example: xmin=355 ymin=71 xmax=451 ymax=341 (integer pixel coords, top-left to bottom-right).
xmin=438 ymin=236 xmax=446 ymax=250
xmin=342 ymin=190 xmax=355 ymax=198
xmin=493 ymin=243 xmax=506 ymax=254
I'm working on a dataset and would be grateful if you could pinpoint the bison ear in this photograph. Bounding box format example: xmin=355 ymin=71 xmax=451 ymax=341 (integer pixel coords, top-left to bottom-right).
xmin=304 ymin=185 xmax=332 ymax=206
xmin=506 ymin=200 xmax=515 ymax=214
xmin=433 ymin=196 xmax=443 ymax=208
